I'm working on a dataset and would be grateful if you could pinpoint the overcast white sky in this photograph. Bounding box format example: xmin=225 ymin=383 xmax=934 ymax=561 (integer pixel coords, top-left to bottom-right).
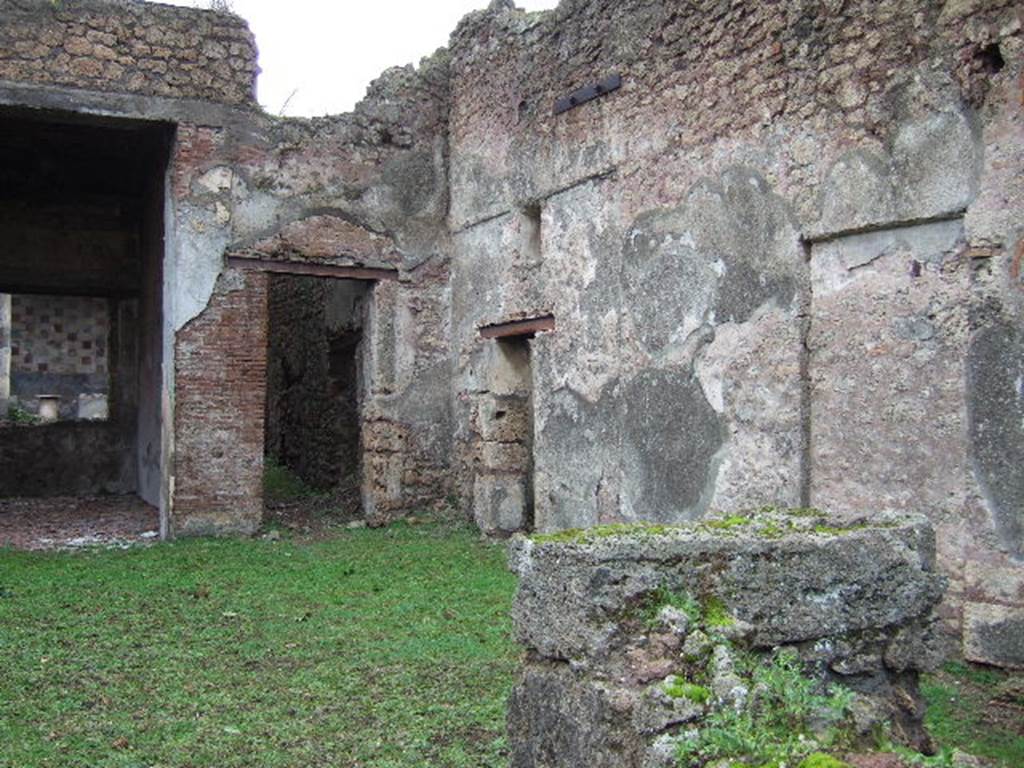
xmin=159 ymin=1 xmax=558 ymax=117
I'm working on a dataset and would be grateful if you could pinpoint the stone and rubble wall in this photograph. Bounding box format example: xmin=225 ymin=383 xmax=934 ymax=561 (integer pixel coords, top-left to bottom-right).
xmin=165 ymin=54 xmax=455 ymax=529
xmin=2 ymin=0 xmax=1020 ymax=667
xmin=0 ymin=0 xmax=257 ymax=105
xmin=446 ymin=0 xmax=1024 ymax=667
xmin=506 ymin=511 xmax=947 ymax=767
xmin=1 ymin=1 xmax=455 ymax=531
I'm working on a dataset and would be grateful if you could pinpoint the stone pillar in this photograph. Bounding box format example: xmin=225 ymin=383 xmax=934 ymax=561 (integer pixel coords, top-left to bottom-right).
xmin=0 ymin=293 xmax=10 ymax=417
xmin=506 ymin=509 xmax=947 ymax=768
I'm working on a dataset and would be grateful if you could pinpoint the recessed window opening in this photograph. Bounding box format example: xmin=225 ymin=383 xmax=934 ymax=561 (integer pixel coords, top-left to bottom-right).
xmin=1 ymin=293 xmax=112 ymax=425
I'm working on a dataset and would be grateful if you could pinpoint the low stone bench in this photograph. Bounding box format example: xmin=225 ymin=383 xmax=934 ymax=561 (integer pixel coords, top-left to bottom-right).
xmin=506 ymin=509 xmax=947 ymax=768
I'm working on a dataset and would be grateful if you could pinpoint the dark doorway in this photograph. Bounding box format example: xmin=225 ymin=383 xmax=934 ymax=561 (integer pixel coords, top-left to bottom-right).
xmin=264 ymin=276 xmax=369 ymax=517
xmin=0 ymin=109 xmax=172 ymax=534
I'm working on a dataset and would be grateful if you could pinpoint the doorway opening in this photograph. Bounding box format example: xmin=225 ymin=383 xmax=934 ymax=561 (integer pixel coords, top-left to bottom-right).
xmin=473 ymin=331 xmax=537 ymax=535
xmin=0 ymin=109 xmax=171 ymax=549
xmin=264 ymin=275 xmax=370 ymax=525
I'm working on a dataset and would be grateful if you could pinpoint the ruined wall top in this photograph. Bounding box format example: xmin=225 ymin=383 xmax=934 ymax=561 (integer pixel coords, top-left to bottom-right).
xmin=0 ymin=0 xmax=258 ymax=106
xmin=444 ymin=0 xmax=1019 ymax=229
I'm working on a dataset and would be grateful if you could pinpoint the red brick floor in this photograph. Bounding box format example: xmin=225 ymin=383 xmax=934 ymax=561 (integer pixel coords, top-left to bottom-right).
xmin=0 ymin=495 xmax=159 ymax=551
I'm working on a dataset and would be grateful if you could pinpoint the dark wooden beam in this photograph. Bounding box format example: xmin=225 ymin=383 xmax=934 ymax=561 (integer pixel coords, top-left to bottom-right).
xmin=226 ymin=256 xmax=398 ymax=281
xmin=479 ymin=315 xmax=556 ymax=339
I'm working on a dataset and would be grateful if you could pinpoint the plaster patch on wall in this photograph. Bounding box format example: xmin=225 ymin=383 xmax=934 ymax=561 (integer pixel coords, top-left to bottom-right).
xmin=173 ymin=205 xmax=230 ymax=331
xmin=967 ymin=317 xmax=1024 ymax=557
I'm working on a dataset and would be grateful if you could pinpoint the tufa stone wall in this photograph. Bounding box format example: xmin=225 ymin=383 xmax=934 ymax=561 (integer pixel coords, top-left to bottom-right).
xmin=507 ymin=511 xmax=947 ymax=767
xmin=0 ymin=0 xmax=257 ymax=105
xmin=446 ymin=0 xmax=1023 ymax=667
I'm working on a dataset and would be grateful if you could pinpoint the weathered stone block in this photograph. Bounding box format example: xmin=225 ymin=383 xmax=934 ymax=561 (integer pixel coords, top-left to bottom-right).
xmin=473 ymin=473 xmax=528 ymax=535
xmin=477 ymin=396 xmax=530 ymax=443
xmin=508 ymin=663 xmax=644 ymax=768
xmin=963 ymin=602 xmax=1024 ymax=669
xmin=509 ymin=511 xmax=944 ymax=661
xmin=480 ymin=441 xmax=530 ymax=472
xmin=506 ymin=510 xmax=947 ymax=768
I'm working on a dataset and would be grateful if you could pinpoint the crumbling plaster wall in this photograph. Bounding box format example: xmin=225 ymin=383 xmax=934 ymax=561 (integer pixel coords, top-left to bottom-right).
xmin=446 ymin=0 xmax=1023 ymax=666
xmin=164 ymin=60 xmax=454 ymax=530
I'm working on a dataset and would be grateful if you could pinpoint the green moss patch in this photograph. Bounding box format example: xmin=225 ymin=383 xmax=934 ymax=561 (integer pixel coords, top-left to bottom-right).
xmin=664 ymin=679 xmax=711 ymax=704
xmin=531 ymin=521 xmax=675 ymax=544
xmin=702 ymin=596 xmax=735 ymax=628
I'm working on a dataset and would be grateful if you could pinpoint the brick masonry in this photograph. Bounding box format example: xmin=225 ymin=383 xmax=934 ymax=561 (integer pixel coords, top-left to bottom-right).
xmin=173 ymin=268 xmax=267 ymax=536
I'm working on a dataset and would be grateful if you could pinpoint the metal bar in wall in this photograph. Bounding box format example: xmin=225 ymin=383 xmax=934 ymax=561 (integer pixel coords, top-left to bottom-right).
xmin=226 ymin=256 xmax=398 ymax=281
xmin=479 ymin=315 xmax=556 ymax=339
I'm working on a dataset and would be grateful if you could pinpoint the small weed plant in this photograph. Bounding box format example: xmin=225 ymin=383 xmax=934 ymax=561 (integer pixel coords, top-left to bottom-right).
xmin=664 ymin=678 xmax=711 ymax=704
xmin=676 ymin=648 xmax=853 ymax=767
xmin=640 ymin=586 xmax=702 ymax=629
xmin=6 ymin=403 xmax=40 ymax=426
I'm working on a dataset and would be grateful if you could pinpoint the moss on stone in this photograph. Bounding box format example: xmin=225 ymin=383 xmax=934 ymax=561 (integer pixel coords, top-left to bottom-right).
xmin=702 ymin=514 xmax=751 ymax=531
xmin=663 ymin=678 xmax=711 ymax=704
xmin=782 ymin=506 xmax=824 ymax=518
xmin=529 ymin=510 xmax=900 ymax=545
xmin=703 ymin=596 xmax=735 ymax=628
xmin=530 ymin=522 xmax=675 ymax=544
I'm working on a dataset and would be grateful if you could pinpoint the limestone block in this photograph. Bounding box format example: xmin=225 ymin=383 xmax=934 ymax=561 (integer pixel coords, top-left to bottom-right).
xmin=506 ymin=510 xmax=947 ymax=768
xmin=480 ymin=441 xmax=530 ymax=472
xmin=477 ymin=396 xmax=530 ymax=443
xmin=473 ymin=473 xmax=529 ymax=535
xmin=963 ymin=602 xmax=1024 ymax=669
xmin=508 ymin=511 xmax=945 ymax=662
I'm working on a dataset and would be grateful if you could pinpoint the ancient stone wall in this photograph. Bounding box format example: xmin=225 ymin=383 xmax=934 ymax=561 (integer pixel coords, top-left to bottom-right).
xmin=0 ymin=0 xmax=257 ymax=105
xmin=165 ymin=53 xmax=454 ymax=528
xmin=2 ymin=0 xmax=1019 ymax=667
xmin=447 ymin=0 xmax=1023 ymax=667
xmin=507 ymin=511 xmax=947 ymax=767
xmin=0 ymin=296 xmax=139 ymax=496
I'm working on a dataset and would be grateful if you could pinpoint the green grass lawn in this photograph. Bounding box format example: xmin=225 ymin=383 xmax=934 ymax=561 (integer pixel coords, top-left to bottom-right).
xmin=0 ymin=521 xmax=518 ymax=768
xmin=921 ymin=660 xmax=1024 ymax=767
xmin=2 ymin=517 xmax=1021 ymax=768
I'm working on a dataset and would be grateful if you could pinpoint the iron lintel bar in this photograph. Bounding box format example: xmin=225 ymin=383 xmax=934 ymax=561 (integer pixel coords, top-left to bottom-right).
xmin=479 ymin=315 xmax=556 ymax=339
xmin=226 ymin=256 xmax=398 ymax=281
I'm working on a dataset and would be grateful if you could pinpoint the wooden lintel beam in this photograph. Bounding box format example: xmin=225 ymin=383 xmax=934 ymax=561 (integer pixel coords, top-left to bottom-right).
xmin=479 ymin=315 xmax=556 ymax=339
xmin=226 ymin=256 xmax=398 ymax=281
